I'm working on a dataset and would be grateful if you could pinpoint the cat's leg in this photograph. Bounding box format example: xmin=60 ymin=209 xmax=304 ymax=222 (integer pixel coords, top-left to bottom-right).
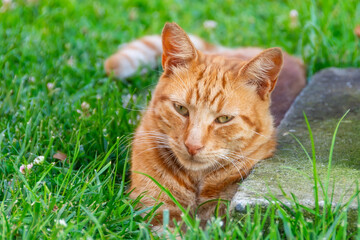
xmin=135 ymin=195 xmax=186 ymax=237
xmin=195 ymin=164 xmax=252 ymax=227
xmin=196 ymin=183 xmax=238 ymax=228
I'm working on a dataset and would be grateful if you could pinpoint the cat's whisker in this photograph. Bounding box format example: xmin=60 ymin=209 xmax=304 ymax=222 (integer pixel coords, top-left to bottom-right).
xmin=137 ymin=138 xmax=169 ymax=145
xmin=120 ymin=132 xmax=169 ymax=153
xmin=134 ymin=133 xmax=168 ymax=141
xmin=132 ymin=145 xmax=171 ymax=158
xmin=226 ymin=150 xmax=262 ymax=163
xmin=209 ymin=157 xmax=227 ymax=171
xmin=135 ymin=134 xmax=168 ymax=140
xmin=223 ymin=152 xmax=262 ymax=181
xmin=161 ymin=150 xmax=178 ymax=171
xmin=121 ymin=106 xmax=147 ymax=112
xmin=199 ymin=152 xmax=244 ymax=176
xmin=135 ymin=130 xmax=168 ymax=136
xmin=224 ymin=158 xmax=254 ymax=173
xmin=216 ymin=153 xmax=244 ymax=179
xmin=248 ymin=129 xmax=272 ymax=139
xmin=216 ymin=151 xmax=259 ymax=181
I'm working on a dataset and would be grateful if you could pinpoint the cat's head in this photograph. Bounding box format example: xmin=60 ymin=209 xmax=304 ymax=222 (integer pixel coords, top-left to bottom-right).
xmin=149 ymin=23 xmax=283 ymax=171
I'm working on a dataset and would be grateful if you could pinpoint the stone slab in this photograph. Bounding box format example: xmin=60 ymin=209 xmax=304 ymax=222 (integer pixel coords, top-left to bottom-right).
xmin=231 ymin=68 xmax=360 ymax=226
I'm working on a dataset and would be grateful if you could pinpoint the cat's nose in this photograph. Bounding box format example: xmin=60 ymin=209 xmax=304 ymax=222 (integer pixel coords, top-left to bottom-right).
xmin=185 ymin=142 xmax=204 ymax=155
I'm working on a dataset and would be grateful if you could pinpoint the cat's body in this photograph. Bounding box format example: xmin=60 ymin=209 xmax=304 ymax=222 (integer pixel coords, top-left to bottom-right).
xmin=105 ymin=23 xmax=306 ymax=226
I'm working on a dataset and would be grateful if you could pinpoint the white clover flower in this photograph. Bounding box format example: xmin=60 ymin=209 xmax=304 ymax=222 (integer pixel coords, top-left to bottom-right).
xmin=47 ymin=82 xmax=54 ymax=91
xmin=34 ymin=156 xmax=44 ymax=165
xmin=289 ymin=9 xmax=299 ymax=28
xmin=55 ymin=219 xmax=67 ymax=227
xmin=290 ymin=9 xmax=299 ymax=18
xmin=203 ymin=20 xmax=217 ymax=30
xmin=289 ymin=9 xmax=299 ymax=29
xmin=81 ymin=101 xmax=90 ymax=111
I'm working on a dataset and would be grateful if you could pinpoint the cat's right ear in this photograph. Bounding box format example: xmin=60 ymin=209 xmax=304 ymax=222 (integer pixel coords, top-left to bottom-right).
xmin=161 ymin=23 xmax=197 ymax=71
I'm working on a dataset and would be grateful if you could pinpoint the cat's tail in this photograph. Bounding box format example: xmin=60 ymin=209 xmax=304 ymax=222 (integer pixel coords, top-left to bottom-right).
xmin=104 ymin=35 xmax=218 ymax=79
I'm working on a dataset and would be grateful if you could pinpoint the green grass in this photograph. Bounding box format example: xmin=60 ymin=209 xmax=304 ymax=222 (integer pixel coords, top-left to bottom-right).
xmin=0 ymin=0 xmax=359 ymax=239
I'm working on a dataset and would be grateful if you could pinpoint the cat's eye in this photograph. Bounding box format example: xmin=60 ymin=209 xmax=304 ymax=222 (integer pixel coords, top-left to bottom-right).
xmin=215 ymin=115 xmax=234 ymax=124
xmin=174 ymin=103 xmax=189 ymax=116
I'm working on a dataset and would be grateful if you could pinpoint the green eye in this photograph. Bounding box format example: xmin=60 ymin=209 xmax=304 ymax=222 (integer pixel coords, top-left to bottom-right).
xmin=215 ymin=115 xmax=234 ymax=124
xmin=174 ymin=103 xmax=189 ymax=116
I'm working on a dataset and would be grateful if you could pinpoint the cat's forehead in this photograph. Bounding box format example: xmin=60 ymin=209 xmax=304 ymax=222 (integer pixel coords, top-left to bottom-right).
xmin=166 ymin=65 xmax=248 ymax=114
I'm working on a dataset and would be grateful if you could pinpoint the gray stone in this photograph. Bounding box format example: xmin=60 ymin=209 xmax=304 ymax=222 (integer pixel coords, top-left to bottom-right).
xmin=231 ymin=68 xmax=360 ymax=228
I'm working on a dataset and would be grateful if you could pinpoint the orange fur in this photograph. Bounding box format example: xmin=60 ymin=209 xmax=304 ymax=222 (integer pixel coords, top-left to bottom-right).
xmin=105 ymin=23 xmax=306 ymax=227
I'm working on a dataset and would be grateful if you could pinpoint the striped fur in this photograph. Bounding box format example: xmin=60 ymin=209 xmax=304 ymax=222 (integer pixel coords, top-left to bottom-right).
xmin=105 ymin=35 xmax=220 ymax=78
xmin=107 ymin=23 xmax=306 ymax=228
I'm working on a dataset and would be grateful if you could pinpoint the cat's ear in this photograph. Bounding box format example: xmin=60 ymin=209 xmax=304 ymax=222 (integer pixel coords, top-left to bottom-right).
xmin=161 ymin=22 xmax=197 ymax=71
xmin=239 ymin=48 xmax=283 ymax=100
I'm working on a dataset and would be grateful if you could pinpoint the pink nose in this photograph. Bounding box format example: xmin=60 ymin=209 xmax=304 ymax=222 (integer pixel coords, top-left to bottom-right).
xmin=185 ymin=142 xmax=204 ymax=155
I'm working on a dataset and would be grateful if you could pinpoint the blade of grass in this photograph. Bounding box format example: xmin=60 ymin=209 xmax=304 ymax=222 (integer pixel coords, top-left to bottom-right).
xmin=303 ymin=112 xmax=320 ymax=219
xmin=325 ymin=110 xmax=350 ymax=195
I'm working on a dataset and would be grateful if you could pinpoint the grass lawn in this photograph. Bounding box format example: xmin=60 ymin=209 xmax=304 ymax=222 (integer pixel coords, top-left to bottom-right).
xmin=1 ymin=0 xmax=360 ymax=238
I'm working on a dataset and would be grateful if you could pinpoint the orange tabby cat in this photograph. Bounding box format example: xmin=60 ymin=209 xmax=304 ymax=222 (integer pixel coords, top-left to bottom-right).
xmin=105 ymin=23 xmax=305 ymax=226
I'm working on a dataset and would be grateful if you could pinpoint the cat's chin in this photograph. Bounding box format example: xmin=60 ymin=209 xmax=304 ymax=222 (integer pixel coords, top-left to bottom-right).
xmin=174 ymin=154 xmax=213 ymax=172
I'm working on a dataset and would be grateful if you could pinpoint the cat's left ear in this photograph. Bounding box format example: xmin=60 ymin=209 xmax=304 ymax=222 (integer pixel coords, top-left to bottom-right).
xmin=161 ymin=22 xmax=197 ymax=71
xmin=239 ymin=48 xmax=283 ymax=100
